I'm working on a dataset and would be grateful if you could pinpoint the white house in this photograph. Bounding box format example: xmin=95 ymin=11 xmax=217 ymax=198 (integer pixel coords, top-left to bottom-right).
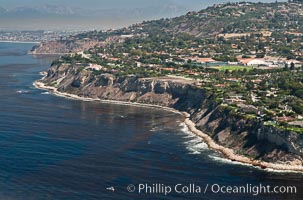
xmin=247 ymin=59 xmax=269 ymax=66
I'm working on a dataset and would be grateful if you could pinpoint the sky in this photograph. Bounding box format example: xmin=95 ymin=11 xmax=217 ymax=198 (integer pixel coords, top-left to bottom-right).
xmin=0 ymin=0 xmax=284 ymax=9
xmin=0 ymin=0 xmax=286 ymax=31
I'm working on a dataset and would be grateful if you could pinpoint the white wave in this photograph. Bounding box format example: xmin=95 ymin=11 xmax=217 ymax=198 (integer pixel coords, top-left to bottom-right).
xmin=41 ymin=92 xmax=50 ymax=95
xmin=182 ymin=135 xmax=196 ymax=139
xmin=150 ymin=127 xmax=163 ymax=132
xmin=208 ymin=155 xmax=303 ymax=174
xmin=184 ymin=137 xmax=203 ymax=144
xmin=16 ymin=90 xmax=29 ymax=94
xmin=262 ymin=168 xmax=303 ymax=174
xmin=39 ymin=71 xmax=47 ymax=76
xmin=179 ymin=122 xmax=208 ymax=154
xmin=186 ymin=142 xmax=208 ymax=154
xmin=208 ymin=155 xmax=251 ymax=167
xmin=179 ymin=123 xmax=202 ymax=140
xmin=179 ymin=123 xmax=302 ymax=173
xmin=179 ymin=122 xmax=192 ymax=135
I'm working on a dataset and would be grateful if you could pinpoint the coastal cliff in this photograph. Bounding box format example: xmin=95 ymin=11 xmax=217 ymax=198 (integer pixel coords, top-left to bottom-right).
xmin=40 ymin=63 xmax=303 ymax=168
xmin=30 ymin=40 xmax=99 ymax=55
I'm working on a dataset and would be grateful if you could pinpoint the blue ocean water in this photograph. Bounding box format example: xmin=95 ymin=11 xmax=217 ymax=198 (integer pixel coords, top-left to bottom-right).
xmin=0 ymin=42 xmax=302 ymax=200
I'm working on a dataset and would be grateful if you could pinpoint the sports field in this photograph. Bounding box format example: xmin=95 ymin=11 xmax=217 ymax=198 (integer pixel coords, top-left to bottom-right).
xmin=209 ymin=65 xmax=253 ymax=71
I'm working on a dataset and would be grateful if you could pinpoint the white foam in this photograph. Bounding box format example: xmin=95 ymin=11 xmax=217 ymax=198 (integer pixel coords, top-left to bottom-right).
xmin=179 ymin=122 xmax=208 ymax=154
xmin=262 ymin=168 xmax=303 ymax=174
xmin=184 ymin=137 xmax=203 ymax=144
xmin=209 ymin=155 xmax=251 ymax=167
xmin=150 ymin=127 xmax=163 ymax=132
xmin=186 ymin=142 xmax=208 ymax=154
xmin=208 ymin=155 xmax=303 ymax=174
xmin=41 ymin=91 xmax=50 ymax=95
xmin=16 ymin=90 xmax=29 ymax=94
xmin=39 ymin=71 xmax=47 ymax=76
xmin=180 ymin=123 xmax=202 ymax=140
xmin=179 ymin=122 xmax=192 ymax=135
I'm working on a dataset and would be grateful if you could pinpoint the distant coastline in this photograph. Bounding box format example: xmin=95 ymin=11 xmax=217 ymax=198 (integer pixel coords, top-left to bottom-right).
xmin=0 ymin=40 xmax=40 ymax=44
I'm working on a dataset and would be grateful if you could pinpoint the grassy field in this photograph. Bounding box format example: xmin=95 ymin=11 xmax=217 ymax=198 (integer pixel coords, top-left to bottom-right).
xmin=209 ymin=65 xmax=253 ymax=71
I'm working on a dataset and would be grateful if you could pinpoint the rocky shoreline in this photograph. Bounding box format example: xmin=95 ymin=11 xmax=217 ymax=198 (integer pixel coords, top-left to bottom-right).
xmin=34 ymin=77 xmax=303 ymax=173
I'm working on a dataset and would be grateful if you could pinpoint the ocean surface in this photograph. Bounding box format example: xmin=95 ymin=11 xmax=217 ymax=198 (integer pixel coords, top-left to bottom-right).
xmin=0 ymin=42 xmax=302 ymax=200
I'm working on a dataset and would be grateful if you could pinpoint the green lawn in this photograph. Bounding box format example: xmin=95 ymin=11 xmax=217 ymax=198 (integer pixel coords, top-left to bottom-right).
xmin=209 ymin=65 xmax=253 ymax=71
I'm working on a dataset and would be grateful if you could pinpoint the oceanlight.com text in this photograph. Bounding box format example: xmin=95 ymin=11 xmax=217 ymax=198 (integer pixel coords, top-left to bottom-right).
xmin=126 ymin=183 xmax=297 ymax=196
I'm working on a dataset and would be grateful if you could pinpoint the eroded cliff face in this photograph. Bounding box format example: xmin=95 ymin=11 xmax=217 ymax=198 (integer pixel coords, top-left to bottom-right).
xmin=30 ymin=39 xmax=101 ymax=55
xmin=42 ymin=63 xmax=303 ymax=164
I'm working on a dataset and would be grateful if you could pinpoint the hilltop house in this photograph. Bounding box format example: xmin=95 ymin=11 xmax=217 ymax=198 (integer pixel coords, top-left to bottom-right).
xmin=187 ymin=57 xmax=227 ymax=66
xmin=240 ymin=58 xmax=270 ymax=67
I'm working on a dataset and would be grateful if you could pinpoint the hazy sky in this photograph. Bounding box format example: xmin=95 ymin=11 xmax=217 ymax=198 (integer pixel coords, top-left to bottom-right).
xmin=0 ymin=0 xmax=285 ymax=9
xmin=0 ymin=0 xmax=286 ymax=31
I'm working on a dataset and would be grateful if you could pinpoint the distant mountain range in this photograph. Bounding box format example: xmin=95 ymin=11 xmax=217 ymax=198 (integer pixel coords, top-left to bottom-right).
xmin=0 ymin=4 xmax=184 ymax=18
xmin=0 ymin=4 xmax=190 ymax=30
xmin=0 ymin=1 xmax=284 ymax=31
xmin=0 ymin=7 xmax=6 ymax=14
xmin=2 ymin=5 xmax=82 ymax=16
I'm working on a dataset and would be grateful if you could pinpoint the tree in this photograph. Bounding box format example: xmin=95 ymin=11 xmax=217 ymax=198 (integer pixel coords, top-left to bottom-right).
xmin=246 ymin=81 xmax=254 ymax=91
xmin=295 ymin=89 xmax=303 ymax=98
xmin=284 ymin=63 xmax=289 ymax=71
xmin=290 ymin=62 xmax=295 ymax=70
xmin=292 ymin=105 xmax=303 ymax=114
